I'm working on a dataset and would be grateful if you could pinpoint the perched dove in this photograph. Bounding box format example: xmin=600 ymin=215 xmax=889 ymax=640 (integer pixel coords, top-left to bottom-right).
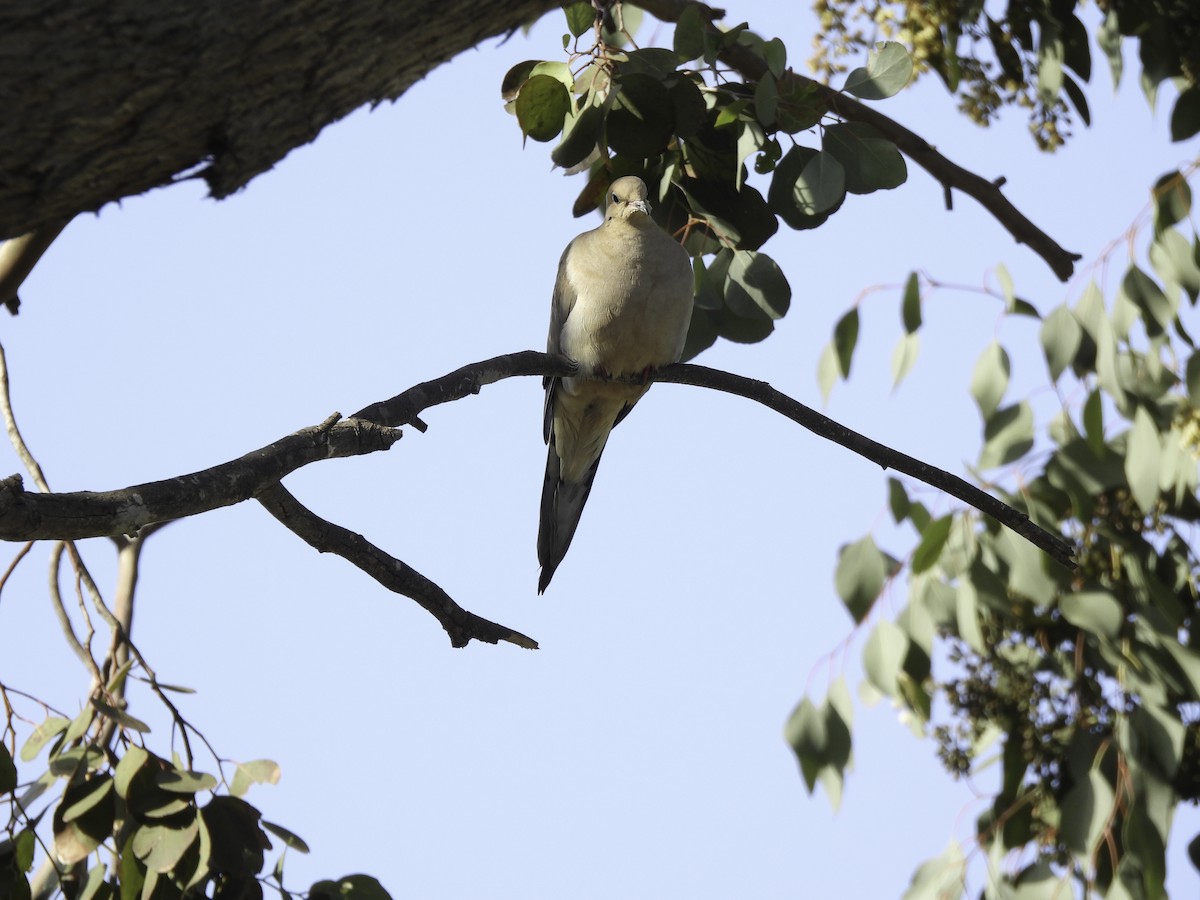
xmin=538 ymin=176 xmax=694 ymax=592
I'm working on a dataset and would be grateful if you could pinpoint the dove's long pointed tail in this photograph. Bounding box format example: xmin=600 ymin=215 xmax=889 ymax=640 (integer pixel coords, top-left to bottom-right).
xmin=537 ymin=443 xmax=602 ymax=593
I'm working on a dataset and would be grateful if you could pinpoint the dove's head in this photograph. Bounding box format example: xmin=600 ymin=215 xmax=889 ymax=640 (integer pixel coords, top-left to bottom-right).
xmin=604 ymin=176 xmax=651 ymax=224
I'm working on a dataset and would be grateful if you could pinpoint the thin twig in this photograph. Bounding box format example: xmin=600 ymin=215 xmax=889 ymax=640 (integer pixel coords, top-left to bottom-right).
xmin=0 ymin=340 xmax=50 ymax=491
xmin=0 ymin=540 xmax=33 ymax=602
xmin=47 ymin=542 xmax=103 ymax=683
xmin=256 ymin=483 xmax=538 ymax=650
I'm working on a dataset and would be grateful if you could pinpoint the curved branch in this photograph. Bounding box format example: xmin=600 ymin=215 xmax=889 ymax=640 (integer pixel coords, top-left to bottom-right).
xmin=257 ymin=483 xmax=537 ymax=650
xmin=635 ymin=0 xmax=1081 ymax=282
xmin=0 ymin=415 xmax=399 ymax=540
xmin=651 ymin=362 xmax=1077 ymax=568
xmin=0 ymin=350 xmax=1075 ymax=650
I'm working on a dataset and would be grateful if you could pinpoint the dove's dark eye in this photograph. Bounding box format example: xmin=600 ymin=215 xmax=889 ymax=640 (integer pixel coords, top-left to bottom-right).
xmin=611 ymin=192 xmax=619 ymax=204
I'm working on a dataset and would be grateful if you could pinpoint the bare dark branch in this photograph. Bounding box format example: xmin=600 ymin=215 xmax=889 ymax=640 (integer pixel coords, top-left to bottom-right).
xmin=256 ymin=484 xmax=538 ymax=650
xmin=0 ymin=350 xmax=1075 ymax=651
xmin=0 ymin=418 xmax=399 ymax=540
xmin=635 ymin=0 xmax=1081 ymax=282
xmin=651 ymin=362 xmax=1077 ymax=568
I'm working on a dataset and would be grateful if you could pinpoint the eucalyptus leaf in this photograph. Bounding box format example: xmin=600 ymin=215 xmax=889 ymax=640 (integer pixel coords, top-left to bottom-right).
xmin=970 ymin=342 xmax=1010 ymax=420
xmin=822 ymin=123 xmax=906 ymax=194
xmin=793 ymin=151 xmax=845 ymax=215
xmin=901 ymin=272 xmax=921 ymax=333
xmin=1040 ymin=304 xmax=1082 ymax=382
xmin=863 ymin=620 xmax=909 ymax=696
xmin=515 ymin=74 xmax=571 ymax=143
xmin=833 ymin=308 xmax=859 ymax=378
xmin=834 ymin=535 xmax=886 ymax=623
xmin=1125 ymin=406 xmax=1163 ymax=512
xmin=843 ymin=42 xmax=913 ymax=100
xmin=890 ymin=333 xmax=919 ymax=389
xmin=1060 ymin=591 xmax=1125 ymax=640
xmin=979 ymin=402 xmax=1033 ymax=469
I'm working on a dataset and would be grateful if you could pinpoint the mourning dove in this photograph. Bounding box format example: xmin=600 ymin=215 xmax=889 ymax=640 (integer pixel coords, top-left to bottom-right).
xmin=538 ymin=176 xmax=694 ymax=592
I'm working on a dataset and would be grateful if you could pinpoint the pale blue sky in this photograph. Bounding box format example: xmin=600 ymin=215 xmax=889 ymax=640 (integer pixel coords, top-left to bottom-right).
xmin=2 ymin=3 xmax=1198 ymax=896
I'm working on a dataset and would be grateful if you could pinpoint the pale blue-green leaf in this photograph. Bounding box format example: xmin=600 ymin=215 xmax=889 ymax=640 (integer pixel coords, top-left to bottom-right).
xmin=132 ymin=818 xmax=200 ymax=874
xmin=230 ymin=759 xmax=282 ymax=798
xmin=863 ymin=620 xmax=909 ymax=696
xmin=515 ymin=74 xmax=571 ymax=143
xmin=672 ymin=4 xmax=706 ymax=61
xmin=1036 ymin=33 xmax=1064 ymax=104
xmin=61 ymin=774 xmax=113 ymax=822
xmin=1150 ymin=227 xmax=1200 ymax=303
xmin=20 ymin=716 xmax=69 ymax=762
xmin=794 ymin=151 xmax=845 ymax=215
xmin=822 ymin=123 xmax=906 ymax=193
xmin=890 ymin=332 xmax=919 ymax=389
xmin=978 ymin=402 xmax=1033 ymax=469
xmin=752 ymin=75 xmax=777 ymax=131
xmin=1152 ymin=170 xmax=1192 ymax=233
xmin=1097 ymin=9 xmax=1122 ymax=89
xmin=955 ymin=583 xmax=984 ymax=655
xmin=77 ymin=863 xmax=108 ymax=900
xmin=562 ymin=2 xmax=593 ymax=38
xmin=843 ymin=42 xmax=913 ymax=99
xmin=997 ymin=526 xmax=1057 ymax=606
xmin=113 ymin=745 xmax=149 ymax=798
xmin=817 ymin=343 xmax=839 ymax=403
xmin=1040 ymin=304 xmax=1081 ymax=382
xmin=834 ymin=535 xmax=886 ymax=623
xmin=995 ymin=263 xmax=1014 ymax=308
xmin=939 ymin=515 xmax=978 ymax=578
xmin=887 ymin=477 xmax=909 ymax=523
xmin=1125 ymin=406 xmax=1162 ymax=512
xmin=1161 ymin=637 xmax=1200 ymax=701
xmin=1060 ymin=591 xmax=1125 ymax=640
xmin=901 ymin=841 xmax=966 ymax=900
xmin=724 ymin=249 xmax=791 ymax=319
xmin=155 ymin=769 xmax=217 ymax=794
xmin=901 ymin=271 xmax=921 ymax=333
xmin=970 ymin=341 xmax=1010 ymax=419
xmin=832 ymin=308 xmax=859 ymax=378
xmin=763 ymin=38 xmax=787 ymax=79
xmin=91 ymin=699 xmax=150 ymax=733
xmin=910 ymin=516 xmax=952 ymax=574
xmin=1124 ymin=264 xmax=1176 ymax=336
xmin=1130 ymin=703 xmax=1185 ymax=779
xmin=735 ymin=120 xmax=766 ymax=189
xmin=1188 ymin=352 xmax=1200 ymax=400
xmin=263 ymin=820 xmax=311 ymax=854
xmin=63 ymin=705 xmax=95 ymax=745
xmin=1083 ymin=389 xmax=1105 ymax=455
xmin=783 ymin=698 xmax=825 ymax=792
xmin=1061 ymin=767 xmax=1115 ymax=858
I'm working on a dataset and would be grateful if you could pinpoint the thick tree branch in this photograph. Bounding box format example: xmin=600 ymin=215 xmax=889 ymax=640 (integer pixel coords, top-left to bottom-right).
xmin=0 ymin=350 xmax=1075 ymax=649
xmin=256 ymin=484 xmax=537 ymax=650
xmin=0 ymin=416 xmax=399 ymax=540
xmin=636 ymin=0 xmax=1082 ymax=282
xmin=0 ymin=0 xmax=560 ymax=239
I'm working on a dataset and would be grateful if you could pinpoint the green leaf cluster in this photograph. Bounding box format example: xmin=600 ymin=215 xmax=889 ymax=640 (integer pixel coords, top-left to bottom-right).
xmin=503 ymin=13 xmax=914 ymax=359
xmin=796 ymin=168 xmax=1200 ymax=895
xmin=1 ymin=695 xmax=384 ymax=900
xmin=809 ymin=0 xmax=1200 ymax=150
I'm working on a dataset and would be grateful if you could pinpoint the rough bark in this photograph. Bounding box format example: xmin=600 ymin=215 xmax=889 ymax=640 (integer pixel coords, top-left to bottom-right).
xmin=0 ymin=0 xmax=558 ymax=239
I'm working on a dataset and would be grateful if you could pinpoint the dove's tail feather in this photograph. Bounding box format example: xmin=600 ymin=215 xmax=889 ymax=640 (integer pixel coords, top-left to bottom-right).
xmin=537 ymin=443 xmax=602 ymax=593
